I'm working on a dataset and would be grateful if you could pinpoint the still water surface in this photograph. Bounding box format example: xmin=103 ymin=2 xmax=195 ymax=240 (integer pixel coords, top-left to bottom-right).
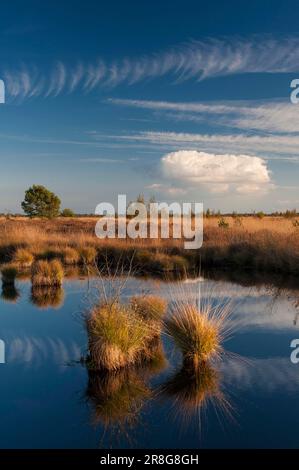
xmin=0 ymin=275 xmax=299 ymax=449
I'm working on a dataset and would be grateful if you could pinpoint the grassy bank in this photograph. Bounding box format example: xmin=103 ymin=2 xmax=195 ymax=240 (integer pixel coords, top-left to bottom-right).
xmin=0 ymin=216 xmax=299 ymax=276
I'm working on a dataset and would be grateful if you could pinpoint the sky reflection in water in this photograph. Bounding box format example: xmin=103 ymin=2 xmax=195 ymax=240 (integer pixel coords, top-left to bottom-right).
xmin=0 ymin=276 xmax=298 ymax=448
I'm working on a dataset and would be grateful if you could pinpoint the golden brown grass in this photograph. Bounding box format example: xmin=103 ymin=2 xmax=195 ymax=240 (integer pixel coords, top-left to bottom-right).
xmin=31 ymin=259 xmax=64 ymax=287
xmin=165 ymin=282 xmax=233 ymax=368
xmin=1 ymin=216 xmax=299 ymax=275
xmin=86 ymin=302 xmax=159 ymax=371
xmin=165 ymin=304 xmax=221 ymax=366
xmin=130 ymin=295 xmax=167 ymax=321
xmin=130 ymin=295 xmax=168 ymax=338
xmin=13 ymin=248 xmax=34 ymax=267
xmin=79 ymin=246 xmax=97 ymax=264
xmin=61 ymin=247 xmax=80 ymax=265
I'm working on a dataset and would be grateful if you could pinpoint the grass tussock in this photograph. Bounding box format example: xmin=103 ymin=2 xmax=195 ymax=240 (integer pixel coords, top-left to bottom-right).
xmin=13 ymin=248 xmax=34 ymax=267
xmin=130 ymin=295 xmax=167 ymax=336
xmin=166 ymin=304 xmax=221 ymax=367
xmin=61 ymin=247 xmax=80 ymax=265
xmin=31 ymin=259 xmax=64 ymax=287
xmin=86 ymin=302 xmax=157 ymax=371
xmin=165 ymin=284 xmax=233 ymax=368
xmin=131 ymin=295 xmax=167 ymax=321
xmin=79 ymin=246 xmax=97 ymax=265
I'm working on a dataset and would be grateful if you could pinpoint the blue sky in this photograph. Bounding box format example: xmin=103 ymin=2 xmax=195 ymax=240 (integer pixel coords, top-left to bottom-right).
xmin=1 ymin=0 xmax=299 ymax=213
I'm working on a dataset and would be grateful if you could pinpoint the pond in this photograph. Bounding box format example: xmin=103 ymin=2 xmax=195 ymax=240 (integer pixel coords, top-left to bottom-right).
xmin=0 ymin=274 xmax=299 ymax=449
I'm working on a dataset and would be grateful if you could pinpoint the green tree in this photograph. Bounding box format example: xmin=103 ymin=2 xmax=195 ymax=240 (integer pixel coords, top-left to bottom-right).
xmin=21 ymin=185 xmax=61 ymax=218
xmin=61 ymin=208 xmax=75 ymax=217
xmin=256 ymin=211 xmax=265 ymax=219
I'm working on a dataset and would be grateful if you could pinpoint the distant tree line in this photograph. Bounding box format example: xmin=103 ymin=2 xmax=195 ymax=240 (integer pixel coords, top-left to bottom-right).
xmin=1 ymin=185 xmax=298 ymax=219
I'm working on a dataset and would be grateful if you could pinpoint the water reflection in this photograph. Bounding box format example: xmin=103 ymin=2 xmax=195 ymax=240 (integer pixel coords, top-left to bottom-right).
xmin=159 ymin=362 xmax=233 ymax=428
xmin=1 ymin=284 xmax=20 ymax=303
xmin=86 ymin=368 xmax=151 ymax=433
xmin=7 ymin=336 xmax=82 ymax=368
xmin=30 ymin=286 xmax=65 ymax=309
xmin=85 ymin=340 xmax=167 ymax=445
xmin=0 ymin=274 xmax=299 ymax=448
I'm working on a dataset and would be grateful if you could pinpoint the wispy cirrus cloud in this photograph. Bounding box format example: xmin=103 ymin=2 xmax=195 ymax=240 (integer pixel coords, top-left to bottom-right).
xmin=109 ymin=98 xmax=299 ymax=134
xmin=4 ymin=36 xmax=299 ymax=100
xmin=111 ymin=130 xmax=299 ymax=157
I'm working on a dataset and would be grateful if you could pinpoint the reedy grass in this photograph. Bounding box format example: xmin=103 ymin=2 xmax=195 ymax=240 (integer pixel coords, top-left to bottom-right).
xmin=31 ymin=259 xmax=64 ymax=287
xmin=130 ymin=295 xmax=167 ymax=321
xmin=13 ymin=248 xmax=33 ymax=267
xmin=130 ymin=294 xmax=168 ymax=338
xmin=79 ymin=246 xmax=97 ymax=265
xmin=61 ymin=247 xmax=80 ymax=265
xmin=86 ymin=302 xmax=157 ymax=371
xmin=165 ymin=281 xmax=234 ymax=368
xmin=2 ymin=216 xmax=299 ymax=275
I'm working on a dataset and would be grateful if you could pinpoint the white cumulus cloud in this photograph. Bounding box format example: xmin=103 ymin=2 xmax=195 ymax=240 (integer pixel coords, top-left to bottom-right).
xmin=161 ymin=150 xmax=271 ymax=194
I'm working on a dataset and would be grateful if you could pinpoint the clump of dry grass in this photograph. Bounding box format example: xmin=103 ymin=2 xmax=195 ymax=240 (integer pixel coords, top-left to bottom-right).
xmin=165 ymin=283 xmax=233 ymax=368
xmin=13 ymin=248 xmax=34 ymax=267
xmin=86 ymin=302 xmax=156 ymax=371
xmin=79 ymin=246 xmax=97 ymax=265
xmin=130 ymin=295 xmax=167 ymax=337
xmin=166 ymin=304 xmax=221 ymax=367
xmin=61 ymin=247 xmax=80 ymax=265
xmin=130 ymin=295 xmax=167 ymax=321
xmin=31 ymin=259 xmax=64 ymax=287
